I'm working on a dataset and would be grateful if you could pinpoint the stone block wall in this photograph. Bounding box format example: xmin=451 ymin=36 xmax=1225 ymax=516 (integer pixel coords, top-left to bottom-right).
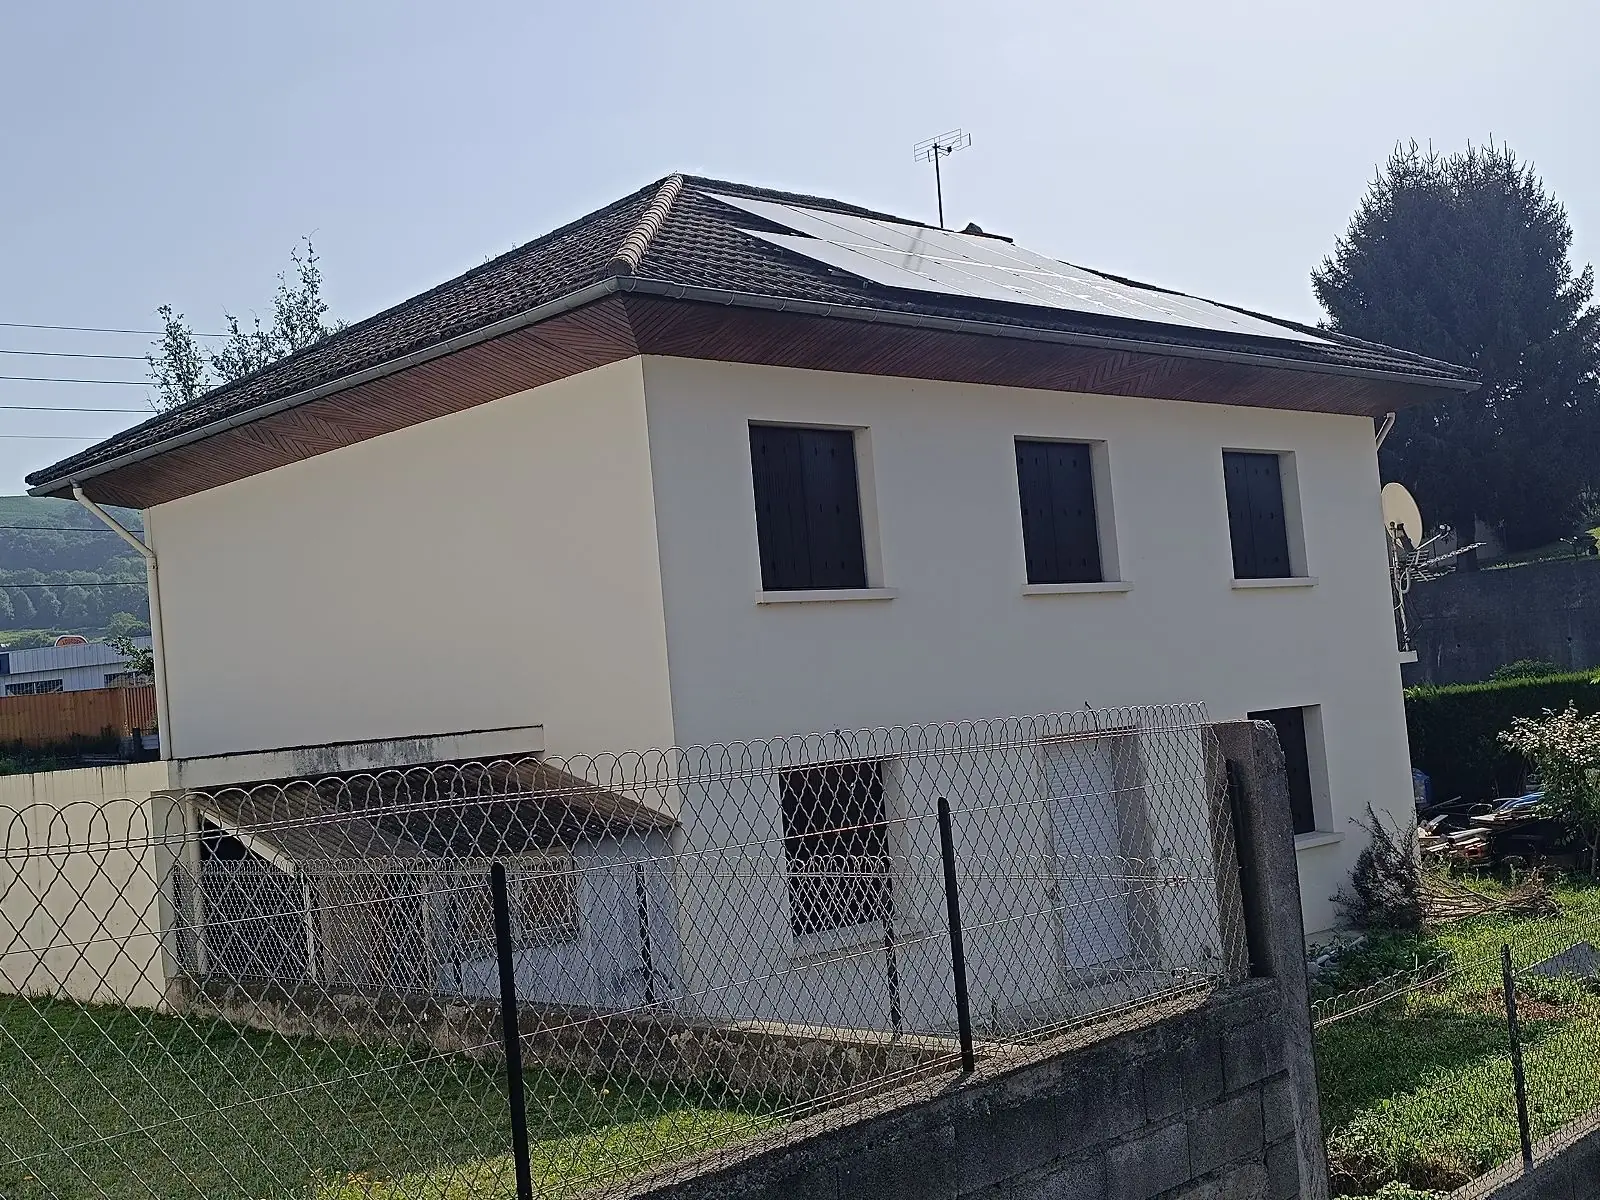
xmin=622 ymin=981 xmax=1298 ymax=1200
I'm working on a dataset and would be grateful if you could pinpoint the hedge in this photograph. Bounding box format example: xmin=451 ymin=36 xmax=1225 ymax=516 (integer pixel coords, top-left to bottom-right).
xmin=1405 ymin=671 xmax=1600 ymax=804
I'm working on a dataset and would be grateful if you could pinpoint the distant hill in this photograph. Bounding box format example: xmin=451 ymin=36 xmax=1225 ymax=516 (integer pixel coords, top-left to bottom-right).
xmin=0 ymin=496 xmax=150 ymax=648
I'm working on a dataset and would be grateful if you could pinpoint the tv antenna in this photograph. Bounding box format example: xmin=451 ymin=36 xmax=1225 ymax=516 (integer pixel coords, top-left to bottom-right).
xmin=913 ymin=129 xmax=971 ymax=229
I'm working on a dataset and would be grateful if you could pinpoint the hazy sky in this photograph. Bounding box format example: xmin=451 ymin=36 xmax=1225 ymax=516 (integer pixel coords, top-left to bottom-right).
xmin=2 ymin=0 xmax=1595 ymax=495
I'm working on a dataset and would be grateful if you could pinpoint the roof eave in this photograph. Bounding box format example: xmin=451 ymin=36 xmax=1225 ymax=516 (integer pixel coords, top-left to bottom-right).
xmin=31 ymin=279 xmax=1475 ymax=499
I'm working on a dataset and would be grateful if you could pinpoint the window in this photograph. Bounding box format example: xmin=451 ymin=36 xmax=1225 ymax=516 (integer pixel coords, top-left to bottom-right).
xmin=6 ymin=679 xmax=64 ymax=696
xmin=750 ymin=424 xmax=868 ymax=591
xmin=105 ymin=672 xmax=150 ymax=688
xmin=780 ymin=761 xmax=888 ymax=939
xmin=1223 ymin=451 xmax=1294 ymax=579
xmin=1016 ymin=439 xmax=1104 ymax=584
xmin=1247 ymin=707 xmax=1317 ymax=835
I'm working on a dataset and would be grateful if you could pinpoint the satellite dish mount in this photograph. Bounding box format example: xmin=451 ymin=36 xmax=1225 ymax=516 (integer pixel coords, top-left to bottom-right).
xmin=1382 ymin=481 xmax=1482 ymax=655
xmin=914 ymin=129 xmax=971 ymax=229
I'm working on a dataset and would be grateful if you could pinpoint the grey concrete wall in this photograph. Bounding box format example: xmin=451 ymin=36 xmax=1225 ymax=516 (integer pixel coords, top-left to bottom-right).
xmin=623 ymin=982 xmax=1297 ymax=1200
xmin=1401 ymin=557 xmax=1600 ymax=686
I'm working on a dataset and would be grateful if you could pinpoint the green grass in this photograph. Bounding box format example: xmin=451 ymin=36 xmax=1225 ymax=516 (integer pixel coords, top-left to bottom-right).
xmin=0 ymin=997 xmax=773 ymax=1199
xmin=1317 ymin=879 xmax=1600 ymax=1197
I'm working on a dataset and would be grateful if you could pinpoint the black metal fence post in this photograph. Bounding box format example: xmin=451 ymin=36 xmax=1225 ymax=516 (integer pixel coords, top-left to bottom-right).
xmin=1501 ymin=944 xmax=1534 ymax=1171
xmin=634 ymin=860 xmax=656 ymax=1007
xmin=491 ymin=863 xmax=535 ymax=1200
xmin=937 ymin=796 xmax=976 ymax=1073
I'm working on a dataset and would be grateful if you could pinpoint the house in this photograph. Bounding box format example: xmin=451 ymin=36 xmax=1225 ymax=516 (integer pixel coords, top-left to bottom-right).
xmin=26 ymin=174 xmax=1475 ymax=945
xmin=0 ymin=637 xmax=152 ymax=696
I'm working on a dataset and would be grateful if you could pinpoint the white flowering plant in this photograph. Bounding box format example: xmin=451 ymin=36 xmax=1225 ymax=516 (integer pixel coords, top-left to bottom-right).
xmin=1500 ymin=704 xmax=1600 ymax=875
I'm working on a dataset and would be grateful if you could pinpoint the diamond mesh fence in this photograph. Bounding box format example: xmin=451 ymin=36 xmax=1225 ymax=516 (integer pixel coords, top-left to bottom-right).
xmin=1313 ymin=882 xmax=1600 ymax=1197
xmin=0 ymin=704 xmax=1243 ymax=1199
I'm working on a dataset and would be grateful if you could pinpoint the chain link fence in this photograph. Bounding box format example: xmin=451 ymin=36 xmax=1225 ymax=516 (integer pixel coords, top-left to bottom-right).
xmin=1313 ymin=882 xmax=1600 ymax=1197
xmin=1 ymin=704 xmax=1244 ymax=1199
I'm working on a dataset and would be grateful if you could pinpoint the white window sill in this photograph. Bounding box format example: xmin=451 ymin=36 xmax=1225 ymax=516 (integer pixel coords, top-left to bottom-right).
xmin=1399 ymin=650 xmax=1419 ymax=664
xmin=1231 ymin=576 xmax=1318 ymax=590
xmin=1022 ymin=581 xmax=1133 ymax=596
xmin=1294 ymin=831 xmax=1344 ymax=851
xmin=757 ymin=588 xmax=897 ymax=605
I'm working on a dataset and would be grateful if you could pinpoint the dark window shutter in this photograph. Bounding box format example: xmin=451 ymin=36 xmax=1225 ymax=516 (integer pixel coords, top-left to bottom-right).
xmin=1016 ymin=440 xmax=1103 ymax=584
xmin=1224 ymin=451 xmax=1291 ymax=579
xmin=1248 ymin=707 xmax=1316 ymax=835
xmin=750 ymin=425 xmax=867 ymax=590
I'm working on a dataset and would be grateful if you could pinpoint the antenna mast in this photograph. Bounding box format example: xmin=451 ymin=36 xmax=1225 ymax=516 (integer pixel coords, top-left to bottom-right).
xmin=913 ymin=129 xmax=971 ymax=229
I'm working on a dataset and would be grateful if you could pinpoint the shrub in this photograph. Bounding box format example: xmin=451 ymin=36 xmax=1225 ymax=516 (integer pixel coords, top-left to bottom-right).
xmin=1335 ymin=805 xmax=1424 ymax=932
xmin=1488 ymin=658 xmax=1562 ymax=682
xmin=1405 ymin=672 xmax=1600 ymax=803
xmin=1501 ymin=705 xmax=1600 ymax=874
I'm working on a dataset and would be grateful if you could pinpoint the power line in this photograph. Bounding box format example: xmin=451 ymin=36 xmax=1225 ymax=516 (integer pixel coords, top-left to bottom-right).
xmin=0 ymin=582 xmax=146 ymax=588
xmin=0 ymin=405 xmax=152 ymax=413
xmin=0 ymin=349 xmax=147 ymax=361
xmin=0 ymin=376 xmax=146 ymax=386
xmin=0 ymin=321 xmax=225 ymax=337
xmin=0 ymin=526 xmax=143 ymax=535
xmin=0 ymin=434 xmax=104 ymax=440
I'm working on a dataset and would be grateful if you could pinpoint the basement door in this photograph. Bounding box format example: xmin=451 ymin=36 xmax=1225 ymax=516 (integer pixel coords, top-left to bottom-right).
xmin=1042 ymin=738 xmax=1134 ymax=971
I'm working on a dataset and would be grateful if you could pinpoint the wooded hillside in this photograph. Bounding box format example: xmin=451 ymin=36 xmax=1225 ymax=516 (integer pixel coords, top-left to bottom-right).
xmin=0 ymin=496 xmax=151 ymax=647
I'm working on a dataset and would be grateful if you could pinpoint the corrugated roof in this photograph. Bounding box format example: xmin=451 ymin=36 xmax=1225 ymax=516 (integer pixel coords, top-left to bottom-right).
xmin=29 ymin=174 xmax=1475 ymax=493
xmin=192 ymin=758 xmax=673 ymax=865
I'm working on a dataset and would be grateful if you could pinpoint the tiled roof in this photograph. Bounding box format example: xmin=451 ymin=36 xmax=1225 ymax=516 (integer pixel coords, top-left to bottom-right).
xmin=29 ymin=174 xmax=1474 ymax=491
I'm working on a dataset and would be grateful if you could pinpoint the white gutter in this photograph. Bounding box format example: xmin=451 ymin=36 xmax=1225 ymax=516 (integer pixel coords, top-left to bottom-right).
xmin=71 ymin=484 xmax=173 ymax=761
xmin=1376 ymin=412 xmax=1396 ymax=448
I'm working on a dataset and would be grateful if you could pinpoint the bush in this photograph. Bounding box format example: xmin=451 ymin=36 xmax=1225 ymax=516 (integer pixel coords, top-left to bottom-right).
xmin=1501 ymin=706 xmax=1600 ymax=874
xmin=1336 ymin=805 xmax=1424 ymax=932
xmin=1406 ymin=671 xmax=1600 ymax=803
xmin=1488 ymin=658 xmax=1562 ymax=681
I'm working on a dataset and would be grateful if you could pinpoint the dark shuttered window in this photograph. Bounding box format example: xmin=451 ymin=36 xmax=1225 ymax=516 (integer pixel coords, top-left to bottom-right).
xmin=750 ymin=424 xmax=868 ymax=591
xmin=1248 ymin=706 xmax=1317 ymax=835
xmin=1223 ymin=451 xmax=1293 ymax=579
xmin=1015 ymin=440 xmax=1104 ymax=584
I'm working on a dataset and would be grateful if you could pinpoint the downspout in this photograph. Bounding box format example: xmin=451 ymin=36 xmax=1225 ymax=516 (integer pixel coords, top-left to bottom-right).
xmin=71 ymin=484 xmax=173 ymax=761
xmin=1375 ymin=412 xmax=1396 ymax=449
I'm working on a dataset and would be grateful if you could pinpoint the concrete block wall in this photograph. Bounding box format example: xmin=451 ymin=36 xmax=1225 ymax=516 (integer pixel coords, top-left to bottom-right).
xmin=624 ymin=981 xmax=1297 ymax=1200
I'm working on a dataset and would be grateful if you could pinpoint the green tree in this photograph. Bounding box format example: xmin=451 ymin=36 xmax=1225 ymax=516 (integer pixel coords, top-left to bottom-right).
xmin=146 ymin=237 xmax=341 ymax=410
xmin=1313 ymin=141 xmax=1600 ymax=554
xmin=103 ymin=611 xmax=151 ymax=640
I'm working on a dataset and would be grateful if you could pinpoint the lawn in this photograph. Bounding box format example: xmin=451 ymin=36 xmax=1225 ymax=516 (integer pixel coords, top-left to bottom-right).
xmin=1315 ymin=879 xmax=1600 ymax=1197
xmin=0 ymin=997 xmax=773 ymax=1199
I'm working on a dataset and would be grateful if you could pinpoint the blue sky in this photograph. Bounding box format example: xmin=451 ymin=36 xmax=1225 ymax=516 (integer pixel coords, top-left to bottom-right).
xmin=2 ymin=0 xmax=1595 ymax=494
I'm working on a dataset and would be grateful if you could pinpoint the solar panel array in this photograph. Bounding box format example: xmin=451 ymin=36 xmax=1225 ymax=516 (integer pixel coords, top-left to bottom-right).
xmin=706 ymin=192 xmax=1328 ymax=346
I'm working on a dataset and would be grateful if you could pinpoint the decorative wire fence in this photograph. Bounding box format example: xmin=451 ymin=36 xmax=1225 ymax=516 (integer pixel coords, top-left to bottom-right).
xmin=0 ymin=704 xmax=1245 ymax=1200
xmin=1312 ymin=886 xmax=1600 ymax=1197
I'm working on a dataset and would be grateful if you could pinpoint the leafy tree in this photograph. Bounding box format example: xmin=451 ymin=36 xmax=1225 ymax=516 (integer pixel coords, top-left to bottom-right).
xmin=1313 ymin=141 xmax=1600 ymax=555
xmin=108 ymin=635 xmax=155 ymax=678
xmin=103 ymin=611 xmax=151 ymax=640
xmin=1501 ymin=705 xmax=1600 ymax=874
xmin=146 ymin=237 xmax=342 ymax=411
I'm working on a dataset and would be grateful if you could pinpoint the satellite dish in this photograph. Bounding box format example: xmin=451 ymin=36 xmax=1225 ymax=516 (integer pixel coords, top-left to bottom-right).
xmin=1381 ymin=483 xmax=1423 ymax=547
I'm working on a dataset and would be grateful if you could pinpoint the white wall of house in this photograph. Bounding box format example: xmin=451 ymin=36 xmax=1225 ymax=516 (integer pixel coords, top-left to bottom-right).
xmin=145 ymin=358 xmax=677 ymax=764
xmin=641 ymin=356 xmax=1414 ymax=934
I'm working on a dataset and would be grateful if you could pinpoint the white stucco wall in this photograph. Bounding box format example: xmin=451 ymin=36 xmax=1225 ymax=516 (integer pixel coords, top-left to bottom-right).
xmin=641 ymin=356 xmax=1414 ymax=935
xmin=146 ymin=358 xmax=676 ymax=763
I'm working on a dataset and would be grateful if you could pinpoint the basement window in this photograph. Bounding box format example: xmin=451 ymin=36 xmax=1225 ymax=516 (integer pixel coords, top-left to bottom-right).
xmin=780 ymin=761 xmax=889 ymax=940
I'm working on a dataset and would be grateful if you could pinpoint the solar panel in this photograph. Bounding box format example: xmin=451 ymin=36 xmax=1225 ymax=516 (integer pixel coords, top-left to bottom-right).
xmin=706 ymin=192 xmax=1327 ymax=345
